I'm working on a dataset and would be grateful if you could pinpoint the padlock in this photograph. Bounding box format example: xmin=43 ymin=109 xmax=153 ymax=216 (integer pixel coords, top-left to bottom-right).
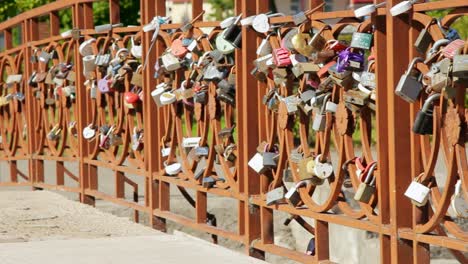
xmin=313 ymin=154 xmax=334 ymax=179
xmin=99 ymin=125 xmax=114 ymax=149
xmin=124 ymin=89 xmax=140 ymax=109
xmin=256 ymin=34 xmax=273 ymax=56
xmin=423 ymin=58 xmax=451 ymax=93
xmin=202 ymin=177 xmax=216 ymax=189
xmin=337 ymin=48 xmax=365 ymax=72
xmin=82 ymin=124 xmax=96 ymax=140
xmin=390 ymin=0 xmax=417 ymax=17
xmin=412 ymin=93 xmax=440 ymax=135
xmin=6 ymin=74 xmax=22 ymax=85
xmin=425 ymin=38 xmax=450 ymax=63
xmin=404 ymin=173 xmax=432 ymax=207
xmin=350 ymin=32 xmax=373 ymax=50
xmin=308 ymin=25 xmax=330 ymax=52
xmin=164 ymin=162 xmax=182 ymax=176
xmin=252 ymin=13 xmax=284 ymax=34
xmin=283 ymin=95 xmax=301 ymax=114
xmin=450 ymin=180 xmax=468 ymax=218
xmin=216 ymin=30 xmax=236 ymax=54
xmin=281 ymin=28 xmax=299 ymax=52
xmin=436 ymin=19 xmax=460 ymax=42
xmin=394 ymin=57 xmax=424 ymax=103
xmin=354 ymin=162 xmax=377 ymax=203
xmin=131 ymin=128 xmax=144 ymax=151
xmin=223 ymin=144 xmax=237 ymax=162
xmin=130 ymin=36 xmax=142 ymax=59
xmin=95 ymin=53 xmax=111 ymax=67
xmin=298 ymin=156 xmax=314 ymax=180
xmin=312 ymin=94 xmax=330 ymax=132
xmin=273 ymin=47 xmax=291 ymax=67
xmin=30 ymin=49 xmax=38 ymax=63
xmin=182 ymin=137 xmax=201 ymax=148
xmin=218 ymin=124 xmax=236 ymax=139
xmin=263 ymin=145 xmax=278 ymax=168
xmin=359 ymin=60 xmax=376 ymax=89
xmin=94 ymin=23 xmax=122 ymax=33
xmin=47 ymin=125 xmax=61 ymax=141
xmin=414 ymin=19 xmax=435 ymax=54
xmin=291 ymin=24 xmax=313 ymax=56
xmin=161 ymin=52 xmax=181 ymax=71
xmin=39 ymin=51 xmax=51 ymax=63
xmin=79 ymin=38 xmax=96 ymax=57
xmin=223 ymin=14 xmax=242 ymax=48
xmin=442 ymin=39 xmax=465 ymax=59
xmin=344 ymin=89 xmax=369 ymax=106
xmin=266 ymin=187 xmax=285 ymax=206
xmin=285 ymin=180 xmax=310 ymax=207
xmin=171 ymin=35 xmax=189 ymax=58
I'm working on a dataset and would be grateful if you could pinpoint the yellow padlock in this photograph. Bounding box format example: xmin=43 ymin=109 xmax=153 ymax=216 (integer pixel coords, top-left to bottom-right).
xmin=291 ymin=24 xmax=313 ymax=56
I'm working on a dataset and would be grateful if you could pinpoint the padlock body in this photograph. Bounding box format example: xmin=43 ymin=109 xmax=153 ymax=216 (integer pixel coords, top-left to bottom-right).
xmin=404 ymin=181 xmax=430 ymax=206
xmin=414 ymin=29 xmax=432 ymax=54
xmin=453 ymin=55 xmax=468 ymax=78
xmin=395 ymin=73 xmax=422 ymax=103
xmin=285 ymin=188 xmax=301 ymax=207
xmin=312 ymin=114 xmax=325 ymax=131
xmin=412 ymin=110 xmax=433 ymax=135
xmin=266 ymin=187 xmax=285 ymax=206
xmin=354 ymin=183 xmax=375 ymax=203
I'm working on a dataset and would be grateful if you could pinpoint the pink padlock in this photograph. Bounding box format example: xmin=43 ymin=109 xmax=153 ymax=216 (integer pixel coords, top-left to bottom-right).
xmin=442 ymin=39 xmax=464 ymax=59
xmin=273 ymin=48 xmax=291 ymax=67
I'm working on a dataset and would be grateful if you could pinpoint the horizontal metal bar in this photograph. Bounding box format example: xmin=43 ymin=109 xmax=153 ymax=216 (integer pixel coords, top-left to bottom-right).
xmin=153 ymin=209 xmax=244 ymax=243
xmin=252 ymin=242 xmax=316 ymax=263
xmin=398 ymin=229 xmax=468 ymax=252
xmin=85 ymin=189 xmax=150 ymax=212
xmin=159 ymin=175 xmax=245 ymax=200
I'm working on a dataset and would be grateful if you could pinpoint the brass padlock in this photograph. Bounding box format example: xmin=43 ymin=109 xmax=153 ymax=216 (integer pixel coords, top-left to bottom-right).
xmin=308 ymin=25 xmax=330 ymax=52
xmin=354 ymin=162 xmax=377 ymax=203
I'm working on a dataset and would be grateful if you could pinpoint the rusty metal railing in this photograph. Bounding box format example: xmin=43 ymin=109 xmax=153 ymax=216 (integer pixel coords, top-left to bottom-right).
xmin=0 ymin=0 xmax=466 ymax=263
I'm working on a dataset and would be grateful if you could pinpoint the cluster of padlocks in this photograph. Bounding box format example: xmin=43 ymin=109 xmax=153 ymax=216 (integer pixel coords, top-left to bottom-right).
xmin=397 ymin=21 xmax=467 ymax=218
xmin=7 ymin=6 xmax=465 ymax=218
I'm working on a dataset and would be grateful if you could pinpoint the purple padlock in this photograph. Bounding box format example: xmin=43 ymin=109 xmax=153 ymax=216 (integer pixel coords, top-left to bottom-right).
xmin=337 ymin=48 xmax=364 ymax=72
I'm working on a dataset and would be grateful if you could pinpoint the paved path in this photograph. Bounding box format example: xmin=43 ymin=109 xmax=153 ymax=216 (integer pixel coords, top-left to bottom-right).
xmin=0 ymin=191 xmax=265 ymax=264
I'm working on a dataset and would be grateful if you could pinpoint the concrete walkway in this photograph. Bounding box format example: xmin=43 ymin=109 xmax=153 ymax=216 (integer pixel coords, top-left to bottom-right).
xmin=0 ymin=191 xmax=265 ymax=264
xmin=0 ymin=235 xmax=265 ymax=264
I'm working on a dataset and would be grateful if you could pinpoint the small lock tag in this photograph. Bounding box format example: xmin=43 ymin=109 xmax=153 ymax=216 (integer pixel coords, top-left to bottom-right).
xmin=266 ymin=187 xmax=285 ymax=206
xmin=350 ymin=32 xmax=373 ymax=50
xmin=182 ymin=137 xmax=201 ymax=148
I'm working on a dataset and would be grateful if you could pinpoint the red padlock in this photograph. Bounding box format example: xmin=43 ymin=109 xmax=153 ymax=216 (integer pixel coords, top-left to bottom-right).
xmin=327 ymin=39 xmax=348 ymax=53
xmin=317 ymin=60 xmax=336 ymax=79
xmin=171 ymin=35 xmax=189 ymax=58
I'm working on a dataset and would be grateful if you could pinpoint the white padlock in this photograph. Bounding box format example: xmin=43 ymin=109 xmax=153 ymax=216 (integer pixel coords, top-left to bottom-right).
xmin=325 ymin=101 xmax=337 ymax=113
xmin=248 ymin=153 xmax=265 ymax=173
xmin=182 ymin=137 xmax=201 ymax=148
xmin=404 ymin=175 xmax=431 ymax=207
xmin=159 ymin=92 xmax=176 ymax=105
xmin=313 ymin=155 xmax=334 ymax=179
xmin=165 ymin=162 xmax=182 ymax=176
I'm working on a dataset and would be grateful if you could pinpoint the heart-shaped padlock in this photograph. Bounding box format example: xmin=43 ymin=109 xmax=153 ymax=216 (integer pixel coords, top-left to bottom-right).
xmin=171 ymin=35 xmax=189 ymax=58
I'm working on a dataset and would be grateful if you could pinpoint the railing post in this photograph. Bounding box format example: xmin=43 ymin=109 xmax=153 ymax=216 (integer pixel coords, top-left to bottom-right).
xmin=385 ymin=1 xmax=415 ymax=263
xmin=141 ymin=0 xmax=167 ymax=232
xmin=72 ymin=3 xmax=96 ymax=205
xmin=239 ymin=0 xmax=263 ymax=259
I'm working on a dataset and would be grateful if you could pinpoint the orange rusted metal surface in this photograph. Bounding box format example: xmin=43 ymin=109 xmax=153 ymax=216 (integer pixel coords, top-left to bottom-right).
xmin=0 ymin=0 xmax=466 ymax=263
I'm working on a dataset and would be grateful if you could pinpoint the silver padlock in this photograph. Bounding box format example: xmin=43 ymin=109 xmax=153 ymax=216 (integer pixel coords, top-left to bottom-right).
xmin=312 ymin=93 xmax=331 ymax=131
xmin=394 ymin=57 xmax=424 ymax=103
xmin=404 ymin=173 xmax=432 ymax=207
xmin=266 ymin=187 xmax=285 ymax=206
xmin=284 ymin=180 xmax=309 ymax=207
xmin=354 ymin=162 xmax=377 ymax=203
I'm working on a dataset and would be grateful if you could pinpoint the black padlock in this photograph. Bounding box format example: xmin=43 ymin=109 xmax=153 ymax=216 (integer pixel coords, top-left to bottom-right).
xmin=412 ymin=93 xmax=440 ymax=135
xmin=223 ymin=14 xmax=242 ymax=48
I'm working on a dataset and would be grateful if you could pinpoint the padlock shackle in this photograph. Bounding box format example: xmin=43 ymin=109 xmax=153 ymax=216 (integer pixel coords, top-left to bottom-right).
xmin=364 ymin=162 xmax=377 ymax=185
xmin=407 ymin=57 xmax=424 ymax=71
xmin=421 ymin=93 xmax=441 ymax=112
xmin=429 ymin=38 xmax=450 ymax=54
xmin=320 ymin=93 xmax=332 ymax=114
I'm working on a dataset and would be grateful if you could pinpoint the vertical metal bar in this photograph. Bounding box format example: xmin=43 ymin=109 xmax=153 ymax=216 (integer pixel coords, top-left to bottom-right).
xmin=115 ymin=171 xmax=125 ymax=198
xmin=4 ymin=29 xmax=12 ymax=50
xmin=56 ymin=162 xmax=65 ymax=185
xmin=408 ymin=16 xmax=430 ymax=264
xmin=314 ymin=220 xmax=329 ymax=261
xmin=141 ymin=0 xmax=167 ymax=231
xmin=109 ymin=0 xmax=120 ymax=24
xmin=240 ymin=0 xmax=262 ymax=259
xmin=192 ymin=0 xmax=203 ymax=19
xmin=49 ymin=11 xmax=60 ymax=37
xmin=373 ymin=1 xmax=391 ymax=263
xmin=9 ymin=161 xmax=17 ymax=182
xmin=385 ymin=1 xmax=414 ymax=262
